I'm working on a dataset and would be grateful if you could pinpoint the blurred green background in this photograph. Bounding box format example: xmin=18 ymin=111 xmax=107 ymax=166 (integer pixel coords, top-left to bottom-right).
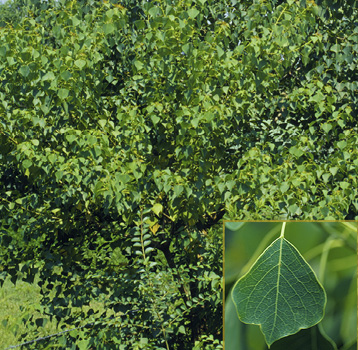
xmin=224 ymin=221 xmax=357 ymax=350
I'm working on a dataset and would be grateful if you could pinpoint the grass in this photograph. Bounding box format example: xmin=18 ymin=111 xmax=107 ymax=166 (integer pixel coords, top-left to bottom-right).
xmin=0 ymin=271 xmax=111 ymax=349
xmin=0 ymin=274 xmax=59 ymax=349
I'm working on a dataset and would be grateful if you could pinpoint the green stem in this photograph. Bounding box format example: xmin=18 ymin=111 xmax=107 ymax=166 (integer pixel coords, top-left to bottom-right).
xmin=280 ymin=222 xmax=286 ymax=239
xmin=319 ymin=239 xmax=335 ymax=284
xmin=268 ymin=4 xmax=289 ymax=41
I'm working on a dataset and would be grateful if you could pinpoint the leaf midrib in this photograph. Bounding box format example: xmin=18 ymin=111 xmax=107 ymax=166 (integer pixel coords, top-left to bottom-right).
xmin=270 ymin=237 xmax=283 ymax=342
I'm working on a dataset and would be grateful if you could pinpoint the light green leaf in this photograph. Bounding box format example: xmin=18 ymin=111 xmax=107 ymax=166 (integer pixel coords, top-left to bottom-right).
xmin=65 ymin=134 xmax=77 ymax=143
xmin=148 ymin=6 xmax=160 ymax=17
xmin=187 ymin=8 xmax=200 ymax=19
xmin=178 ymin=325 xmax=186 ymax=334
xmin=182 ymin=43 xmax=190 ymax=54
xmin=42 ymin=72 xmax=55 ymax=81
xmin=19 ymin=65 xmax=30 ymax=77
xmin=103 ymin=23 xmax=115 ymax=35
xmin=216 ymin=45 xmax=224 ymax=58
xmin=329 ymin=167 xmax=339 ymax=176
xmin=61 ymin=71 xmax=72 ymax=81
xmin=58 ymin=88 xmax=69 ymax=100
xmin=78 ymin=339 xmax=90 ymax=350
xmin=150 ymin=115 xmax=160 ymax=125
xmin=280 ymin=182 xmax=289 ymax=193
xmin=288 ymin=203 xmax=300 ymax=215
xmin=337 ymin=140 xmax=347 ymax=149
xmin=322 ymin=173 xmax=330 ymax=183
xmin=174 ymin=185 xmax=183 ymax=197
xmin=98 ymin=119 xmax=106 ymax=128
xmin=134 ymin=60 xmax=144 ymax=70
xmin=152 ymin=203 xmax=163 ymax=216
xmin=330 ymin=44 xmax=340 ymax=53
xmin=321 ymin=123 xmax=332 ymax=133
xmin=145 ymin=247 xmax=154 ymax=254
xmin=289 ymin=146 xmax=304 ymax=158
xmin=71 ymin=16 xmax=81 ymax=26
xmin=232 ymin=237 xmax=326 ymax=347
xmin=22 ymin=159 xmax=32 ymax=169
xmin=339 ymin=181 xmax=350 ymax=190
xmin=75 ymin=59 xmax=86 ymax=69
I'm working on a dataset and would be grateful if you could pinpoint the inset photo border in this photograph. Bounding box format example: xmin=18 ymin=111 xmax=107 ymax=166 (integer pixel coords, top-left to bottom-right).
xmin=223 ymin=221 xmax=357 ymax=350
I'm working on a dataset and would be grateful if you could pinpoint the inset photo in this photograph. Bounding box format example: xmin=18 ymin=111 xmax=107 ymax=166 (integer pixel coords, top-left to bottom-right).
xmin=224 ymin=221 xmax=357 ymax=350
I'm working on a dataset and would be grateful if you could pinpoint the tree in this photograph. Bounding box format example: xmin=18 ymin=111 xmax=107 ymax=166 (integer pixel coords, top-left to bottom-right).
xmin=0 ymin=0 xmax=357 ymax=348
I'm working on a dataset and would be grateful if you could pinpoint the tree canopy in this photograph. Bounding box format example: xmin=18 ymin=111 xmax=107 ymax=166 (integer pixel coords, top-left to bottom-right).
xmin=0 ymin=0 xmax=357 ymax=348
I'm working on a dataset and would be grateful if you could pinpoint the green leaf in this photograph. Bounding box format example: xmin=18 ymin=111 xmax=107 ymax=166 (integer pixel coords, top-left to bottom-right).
xmin=322 ymin=173 xmax=330 ymax=183
xmin=78 ymin=339 xmax=90 ymax=350
xmin=19 ymin=65 xmax=30 ymax=77
xmin=329 ymin=167 xmax=339 ymax=176
xmin=61 ymin=71 xmax=72 ymax=81
xmin=187 ymin=8 xmax=200 ymax=19
xmin=103 ymin=23 xmax=115 ymax=35
xmin=270 ymin=324 xmax=337 ymax=350
xmin=337 ymin=140 xmax=347 ymax=149
xmin=134 ymin=60 xmax=144 ymax=70
xmin=58 ymin=88 xmax=69 ymax=100
xmin=98 ymin=119 xmax=106 ymax=128
xmin=65 ymin=134 xmax=77 ymax=143
xmin=280 ymin=182 xmax=289 ymax=193
xmin=178 ymin=325 xmax=186 ymax=334
xmin=321 ymin=123 xmax=332 ymax=133
xmin=288 ymin=204 xmax=300 ymax=215
xmin=22 ymin=159 xmax=32 ymax=169
xmin=339 ymin=181 xmax=350 ymax=190
xmin=174 ymin=185 xmax=183 ymax=197
xmin=148 ymin=6 xmax=160 ymax=17
xmin=150 ymin=115 xmax=160 ymax=125
xmin=42 ymin=72 xmax=55 ymax=81
xmin=152 ymin=203 xmax=163 ymax=216
xmin=75 ymin=59 xmax=86 ymax=69
xmin=232 ymin=237 xmax=326 ymax=347
xmin=289 ymin=146 xmax=304 ymax=158
xmin=182 ymin=43 xmax=190 ymax=54
xmin=330 ymin=44 xmax=340 ymax=53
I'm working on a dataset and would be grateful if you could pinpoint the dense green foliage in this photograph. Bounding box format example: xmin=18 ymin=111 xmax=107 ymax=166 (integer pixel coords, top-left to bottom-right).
xmin=225 ymin=222 xmax=357 ymax=350
xmin=0 ymin=0 xmax=28 ymax=27
xmin=0 ymin=0 xmax=357 ymax=348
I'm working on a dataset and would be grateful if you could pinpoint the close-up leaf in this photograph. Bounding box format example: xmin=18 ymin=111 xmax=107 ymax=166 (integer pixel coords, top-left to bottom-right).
xmin=226 ymin=222 xmax=356 ymax=350
xmin=232 ymin=235 xmax=326 ymax=346
xmin=269 ymin=324 xmax=337 ymax=350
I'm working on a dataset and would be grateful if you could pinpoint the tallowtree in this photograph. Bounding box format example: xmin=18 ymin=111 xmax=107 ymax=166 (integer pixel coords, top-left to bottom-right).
xmin=0 ymin=0 xmax=357 ymax=348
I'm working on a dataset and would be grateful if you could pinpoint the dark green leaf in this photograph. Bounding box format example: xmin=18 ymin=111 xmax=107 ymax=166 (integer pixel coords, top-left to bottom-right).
xmin=232 ymin=237 xmax=326 ymax=347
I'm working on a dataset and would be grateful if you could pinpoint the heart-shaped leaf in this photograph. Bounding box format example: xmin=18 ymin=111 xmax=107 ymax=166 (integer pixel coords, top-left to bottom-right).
xmin=232 ymin=237 xmax=326 ymax=347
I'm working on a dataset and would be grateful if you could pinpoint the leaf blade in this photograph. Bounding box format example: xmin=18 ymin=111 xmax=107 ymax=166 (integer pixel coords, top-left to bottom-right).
xmin=232 ymin=237 xmax=326 ymax=347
